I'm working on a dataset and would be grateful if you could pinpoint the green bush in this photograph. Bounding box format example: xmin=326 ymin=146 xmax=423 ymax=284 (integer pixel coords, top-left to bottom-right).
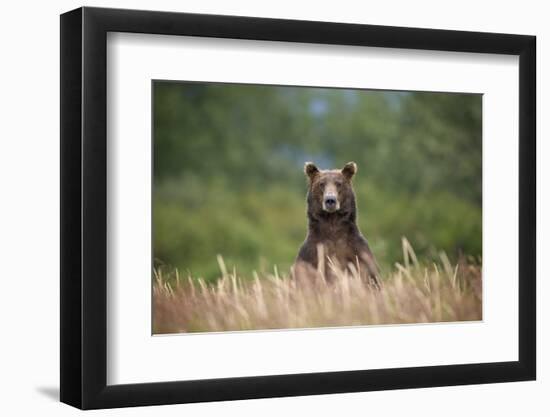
xmin=153 ymin=83 xmax=482 ymax=282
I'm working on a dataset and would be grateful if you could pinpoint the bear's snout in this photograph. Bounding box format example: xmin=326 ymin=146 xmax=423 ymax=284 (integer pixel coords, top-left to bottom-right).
xmin=323 ymin=193 xmax=340 ymax=212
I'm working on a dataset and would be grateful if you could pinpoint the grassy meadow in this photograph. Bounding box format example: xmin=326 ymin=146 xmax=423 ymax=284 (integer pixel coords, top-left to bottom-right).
xmin=153 ymin=240 xmax=482 ymax=334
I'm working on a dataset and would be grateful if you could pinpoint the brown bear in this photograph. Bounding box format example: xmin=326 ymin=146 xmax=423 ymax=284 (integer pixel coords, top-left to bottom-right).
xmin=294 ymin=161 xmax=380 ymax=287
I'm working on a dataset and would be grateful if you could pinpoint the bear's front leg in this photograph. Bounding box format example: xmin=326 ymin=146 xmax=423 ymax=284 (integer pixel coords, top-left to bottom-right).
xmin=358 ymin=251 xmax=381 ymax=289
xmin=353 ymin=237 xmax=381 ymax=288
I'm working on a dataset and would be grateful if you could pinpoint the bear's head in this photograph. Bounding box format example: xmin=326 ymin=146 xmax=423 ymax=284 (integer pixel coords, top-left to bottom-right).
xmin=304 ymin=161 xmax=357 ymax=218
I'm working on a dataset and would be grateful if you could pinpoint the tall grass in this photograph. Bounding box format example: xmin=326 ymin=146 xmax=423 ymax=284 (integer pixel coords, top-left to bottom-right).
xmin=153 ymin=239 xmax=482 ymax=334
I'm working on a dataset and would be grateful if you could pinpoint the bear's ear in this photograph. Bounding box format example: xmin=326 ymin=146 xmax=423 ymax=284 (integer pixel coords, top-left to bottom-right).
xmin=304 ymin=162 xmax=319 ymax=180
xmin=341 ymin=162 xmax=357 ymax=180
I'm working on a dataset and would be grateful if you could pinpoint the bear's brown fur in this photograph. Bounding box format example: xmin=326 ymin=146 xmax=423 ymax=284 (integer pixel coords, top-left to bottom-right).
xmin=294 ymin=161 xmax=380 ymax=286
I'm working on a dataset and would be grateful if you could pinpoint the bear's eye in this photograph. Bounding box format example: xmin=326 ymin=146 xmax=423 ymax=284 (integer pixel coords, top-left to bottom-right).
xmin=318 ymin=180 xmax=326 ymax=188
xmin=335 ymin=180 xmax=343 ymax=187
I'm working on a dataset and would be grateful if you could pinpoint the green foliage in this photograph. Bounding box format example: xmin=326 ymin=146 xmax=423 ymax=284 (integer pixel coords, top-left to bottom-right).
xmin=153 ymin=82 xmax=482 ymax=281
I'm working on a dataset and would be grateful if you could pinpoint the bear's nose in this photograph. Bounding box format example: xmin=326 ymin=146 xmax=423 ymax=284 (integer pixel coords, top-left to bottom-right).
xmin=325 ymin=197 xmax=337 ymax=207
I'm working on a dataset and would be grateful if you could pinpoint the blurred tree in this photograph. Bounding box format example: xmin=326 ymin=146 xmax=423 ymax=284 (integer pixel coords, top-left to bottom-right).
xmin=153 ymin=82 xmax=482 ymax=281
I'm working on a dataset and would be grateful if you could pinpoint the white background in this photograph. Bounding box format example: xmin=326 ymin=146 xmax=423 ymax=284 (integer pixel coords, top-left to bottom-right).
xmin=108 ymin=34 xmax=519 ymax=384
xmin=0 ymin=0 xmax=546 ymax=416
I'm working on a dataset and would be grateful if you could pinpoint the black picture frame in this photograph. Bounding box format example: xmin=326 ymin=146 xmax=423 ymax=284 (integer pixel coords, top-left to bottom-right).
xmin=60 ymin=6 xmax=536 ymax=410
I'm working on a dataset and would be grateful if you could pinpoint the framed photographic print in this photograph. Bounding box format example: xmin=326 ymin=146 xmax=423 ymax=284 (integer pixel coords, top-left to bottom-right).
xmin=60 ymin=6 xmax=536 ymax=409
